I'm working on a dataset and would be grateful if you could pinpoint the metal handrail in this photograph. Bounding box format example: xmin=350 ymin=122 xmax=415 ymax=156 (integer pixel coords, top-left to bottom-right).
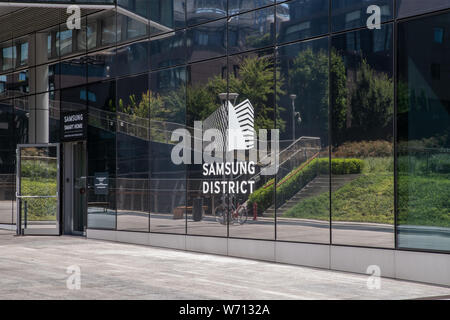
xmin=16 ymin=195 xmax=57 ymax=199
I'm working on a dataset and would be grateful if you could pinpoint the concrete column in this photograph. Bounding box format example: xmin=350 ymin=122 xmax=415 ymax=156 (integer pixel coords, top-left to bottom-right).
xmin=28 ymin=33 xmax=49 ymax=144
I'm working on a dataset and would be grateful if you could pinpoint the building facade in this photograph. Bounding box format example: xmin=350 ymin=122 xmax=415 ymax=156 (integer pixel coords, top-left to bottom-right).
xmin=0 ymin=0 xmax=449 ymax=286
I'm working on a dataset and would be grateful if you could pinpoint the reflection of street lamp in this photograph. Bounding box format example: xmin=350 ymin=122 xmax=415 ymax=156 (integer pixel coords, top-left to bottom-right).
xmin=217 ymin=93 xmax=239 ymax=209
xmin=218 ymin=93 xmax=239 ymax=107
xmin=289 ymin=94 xmax=297 ymax=141
xmin=228 ymin=93 xmax=239 ymax=106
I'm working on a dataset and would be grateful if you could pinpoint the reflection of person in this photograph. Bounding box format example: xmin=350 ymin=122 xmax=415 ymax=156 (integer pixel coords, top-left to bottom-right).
xmin=289 ymin=94 xmax=301 ymax=141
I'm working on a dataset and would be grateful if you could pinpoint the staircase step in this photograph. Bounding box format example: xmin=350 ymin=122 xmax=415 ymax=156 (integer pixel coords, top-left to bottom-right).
xmin=263 ymin=173 xmax=360 ymax=216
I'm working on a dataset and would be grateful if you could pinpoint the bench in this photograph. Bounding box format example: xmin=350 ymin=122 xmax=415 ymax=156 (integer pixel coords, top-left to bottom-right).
xmin=173 ymin=206 xmax=208 ymax=219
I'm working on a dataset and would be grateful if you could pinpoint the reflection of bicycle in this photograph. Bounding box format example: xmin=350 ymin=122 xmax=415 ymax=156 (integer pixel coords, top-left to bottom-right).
xmin=215 ymin=196 xmax=248 ymax=225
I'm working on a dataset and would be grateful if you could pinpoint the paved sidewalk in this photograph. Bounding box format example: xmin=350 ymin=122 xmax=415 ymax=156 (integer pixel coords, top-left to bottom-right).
xmin=0 ymin=230 xmax=448 ymax=300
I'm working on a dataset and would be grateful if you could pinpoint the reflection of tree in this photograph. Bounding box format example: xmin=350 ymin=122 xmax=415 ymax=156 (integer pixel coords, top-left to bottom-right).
xmin=330 ymin=50 xmax=348 ymax=146
xmin=229 ymin=56 xmax=285 ymax=131
xmin=290 ymin=48 xmax=330 ymax=137
xmin=245 ymin=33 xmax=272 ymax=49
xmin=118 ymin=56 xmax=285 ymax=134
xmin=188 ymin=56 xmax=285 ymax=131
xmin=350 ymin=59 xmax=393 ymax=140
xmin=187 ymin=77 xmax=226 ymax=123
xmin=287 ymin=48 xmax=347 ymax=144
xmin=118 ymin=87 xmax=185 ymax=143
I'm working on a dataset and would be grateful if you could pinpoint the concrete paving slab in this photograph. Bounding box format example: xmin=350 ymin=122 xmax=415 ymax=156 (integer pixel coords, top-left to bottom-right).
xmin=0 ymin=231 xmax=448 ymax=300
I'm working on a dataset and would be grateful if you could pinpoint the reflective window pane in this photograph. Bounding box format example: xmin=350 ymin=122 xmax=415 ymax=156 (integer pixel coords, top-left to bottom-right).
xmin=229 ymin=0 xmax=274 ymax=15
xmin=0 ymin=40 xmax=14 ymax=72
xmin=331 ymin=25 xmax=394 ymax=248
xmin=116 ymin=74 xmax=150 ymax=232
xmin=228 ymin=49 xmax=276 ymax=240
xmin=4 ymin=70 xmax=30 ymax=98
xmin=150 ymin=66 xmax=187 ymax=234
xmin=186 ymin=19 xmax=226 ymax=63
xmin=35 ymin=26 xmax=59 ymax=65
xmin=36 ymin=62 xmax=59 ymax=93
xmin=276 ymin=0 xmax=329 ymax=44
xmin=0 ymin=99 xmax=14 ymax=224
xmin=117 ymin=12 xmax=149 ymax=44
xmin=48 ymin=90 xmax=60 ymax=143
xmin=187 ymin=58 xmax=227 ymax=237
xmin=332 ymin=0 xmax=393 ymax=32
xmin=149 ymin=0 xmax=186 ymax=36
xmin=116 ymin=39 xmax=149 ymax=77
xmin=397 ymin=12 xmax=450 ymax=251
xmin=276 ymin=38 xmax=330 ymax=243
xmin=87 ymin=47 xmax=116 ymax=83
xmin=150 ymin=30 xmax=185 ymax=70
xmin=60 ymin=57 xmax=87 ymax=89
xmin=14 ymin=35 xmax=31 ymax=68
xmin=228 ymin=7 xmax=275 ymax=54
xmin=87 ymin=80 xmax=117 ymax=230
xmin=14 ymin=96 xmax=29 ymax=145
xmin=87 ymin=11 xmax=117 ymax=51
xmin=397 ymin=0 xmax=450 ymax=18
xmin=186 ymin=0 xmax=227 ymax=26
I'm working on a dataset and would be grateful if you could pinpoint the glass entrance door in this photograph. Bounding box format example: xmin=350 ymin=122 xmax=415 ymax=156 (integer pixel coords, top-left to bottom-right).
xmin=16 ymin=144 xmax=60 ymax=235
xmin=72 ymin=142 xmax=87 ymax=234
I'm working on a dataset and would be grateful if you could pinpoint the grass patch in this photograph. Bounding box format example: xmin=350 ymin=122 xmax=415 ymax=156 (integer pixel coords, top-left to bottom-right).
xmin=21 ymin=178 xmax=57 ymax=221
xmin=398 ymin=174 xmax=450 ymax=227
xmin=283 ymin=173 xmax=394 ymax=224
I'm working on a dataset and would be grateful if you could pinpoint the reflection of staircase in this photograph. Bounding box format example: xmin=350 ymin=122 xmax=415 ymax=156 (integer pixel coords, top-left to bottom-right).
xmin=263 ymin=174 xmax=360 ymax=217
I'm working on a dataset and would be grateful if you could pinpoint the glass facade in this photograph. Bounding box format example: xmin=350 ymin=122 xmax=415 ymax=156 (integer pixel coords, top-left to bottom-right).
xmin=0 ymin=1 xmax=449 ymax=253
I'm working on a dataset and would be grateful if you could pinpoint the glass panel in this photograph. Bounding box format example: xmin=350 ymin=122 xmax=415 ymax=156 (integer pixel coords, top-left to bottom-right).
xmin=48 ymin=90 xmax=60 ymax=143
xmin=118 ymin=0 xmax=149 ymax=19
xmin=60 ymin=57 xmax=87 ymax=89
xmin=186 ymin=0 xmax=227 ymax=26
xmin=0 ymin=100 xmax=14 ymax=219
xmin=35 ymin=26 xmax=59 ymax=65
xmin=87 ymin=10 xmax=117 ymax=51
xmin=276 ymin=38 xmax=330 ymax=243
xmin=5 ymin=70 xmax=30 ymax=98
xmin=186 ymin=58 xmax=227 ymax=237
xmin=36 ymin=62 xmax=59 ymax=93
xmin=228 ymin=7 xmax=275 ymax=54
xmin=331 ymin=25 xmax=394 ymax=248
xmin=87 ymin=80 xmax=116 ymax=230
xmin=116 ymin=74 xmax=150 ymax=232
xmin=150 ymin=30 xmax=185 ymax=70
xmin=397 ymin=12 xmax=450 ymax=252
xmin=0 ymin=174 xmax=14 ymax=224
xmin=186 ymin=19 xmax=226 ymax=63
xmin=332 ymin=0 xmax=393 ymax=32
xmin=14 ymin=96 xmax=29 ymax=145
xmin=276 ymin=0 xmax=329 ymax=44
xmin=59 ymin=17 xmax=87 ymax=57
xmin=0 ymin=40 xmax=14 ymax=72
xmin=149 ymin=0 xmax=186 ymax=36
xmin=73 ymin=142 xmax=87 ymax=233
xmin=228 ymin=49 xmax=276 ymax=240
xmin=229 ymin=0 xmax=274 ymax=15
xmin=14 ymin=35 xmax=31 ymax=69
xmin=149 ymin=66 xmax=187 ymax=234
xmin=87 ymin=47 xmax=116 ymax=83
xmin=397 ymin=0 xmax=450 ymax=19
xmin=117 ymin=12 xmax=149 ymax=44
xmin=116 ymin=39 xmax=149 ymax=77
xmin=19 ymin=146 xmax=58 ymax=232
xmin=61 ymin=85 xmax=87 ymax=113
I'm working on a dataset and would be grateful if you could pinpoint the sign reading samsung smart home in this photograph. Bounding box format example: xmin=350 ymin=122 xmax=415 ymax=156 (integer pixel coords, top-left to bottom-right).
xmin=61 ymin=110 xmax=87 ymax=141
xmin=94 ymin=172 xmax=109 ymax=195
